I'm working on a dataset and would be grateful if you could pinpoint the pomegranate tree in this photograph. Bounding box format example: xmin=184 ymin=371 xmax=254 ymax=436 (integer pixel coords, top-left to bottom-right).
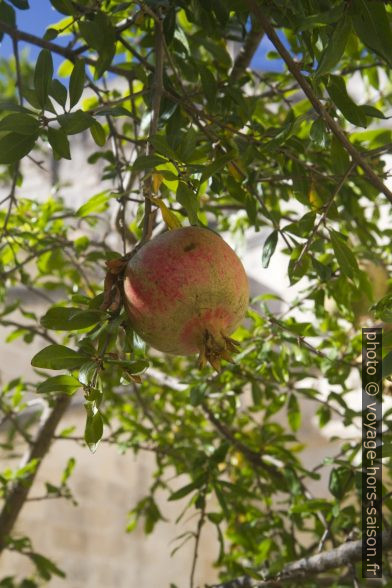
xmin=123 ymin=226 xmax=249 ymax=370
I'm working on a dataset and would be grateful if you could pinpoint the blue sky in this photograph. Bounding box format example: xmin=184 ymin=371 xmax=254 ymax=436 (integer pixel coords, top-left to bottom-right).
xmin=0 ymin=1 xmax=283 ymax=74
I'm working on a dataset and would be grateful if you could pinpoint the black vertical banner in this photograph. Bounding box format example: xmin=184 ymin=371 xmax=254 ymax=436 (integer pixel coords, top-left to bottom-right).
xmin=362 ymin=328 xmax=383 ymax=579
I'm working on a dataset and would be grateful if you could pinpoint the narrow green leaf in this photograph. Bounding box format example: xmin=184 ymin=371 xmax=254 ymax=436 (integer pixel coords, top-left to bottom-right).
xmin=79 ymin=13 xmax=116 ymax=77
xmin=49 ymin=79 xmax=67 ymax=109
xmin=0 ymin=132 xmax=37 ymax=164
xmin=350 ymin=0 xmax=392 ymax=68
xmin=40 ymin=307 xmax=103 ymax=330
xmin=37 ymin=375 xmax=80 ymax=395
xmin=89 ymin=120 xmax=106 ymax=147
xmin=31 ymin=345 xmax=87 ymax=370
xmin=330 ymin=135 xmax=350 ymax=175
xmin=316 ymin=15 xmax=351 ymax=77
xmin=176 ymin=182 xmax=199 ymax=225
xmin=163 ymin=7 xmax=176 ymax=44
xmin=0 ymin=2 xmax=15 ymax=42
xmin=309 ymin=118 xmax=327 ymax=148
xmin=149 ymin=134 xmax=178 ymax=160
xmin=29 ymin=553 xmax=65 ymax=581
xmin=0 ymin=100 xmax=29 ymax=113
xmin=84 ymin=411 xmax=103 ymax=452
xmin=327 ymin=75 xmax=367 ymax=128
xmin=69 ymin=60 xmax=85 ymax=109
xmin=261 ymin=230 xmax=278 ymax=268
xmin=58 ymin=110 xmax=94 ymax=135
xmin=382 ymin=351 xmax=392 ymax=379
xmin=47 ymin=127 xmax=71 ymax=160
xmin=76 ymin=192 xmax=109 ymax=217
xmin=287 ymin=394 xmax=301 ymax=432
xmin=360 ymin=105 xmax=387 ymax=120
xmin=168 ymin=477 xmax=205 ymax=501
xmin=0 ymin=113 xmax=39 ymax=135
xmin=44 ymin=27 xmax=59 ymax=41
xmin=132 ymin=154 xmax=166 ymax=171
xmin=50 ymin=0 xmax=75 ymax=15
xmin=105 ymin=359 xmax=149 ymax=375
xmin=34 ymin=49 xmax=53 ymax=108
xmin=200 ymin=152 xmax=234 ymax=183
xmin=329 ymin=466 xmax=353 ymax=499
xmin=284 ymin=212 xmax=316 ymax=238
xmin=9 ymin=0 xmax=30 ymax=9
xmin=330 ymin=230 xmax=359 ymax=278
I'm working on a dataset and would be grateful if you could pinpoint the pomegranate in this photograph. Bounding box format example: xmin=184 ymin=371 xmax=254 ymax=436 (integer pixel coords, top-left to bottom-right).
xmin=123 ymin=226 xmax=249 ymax=369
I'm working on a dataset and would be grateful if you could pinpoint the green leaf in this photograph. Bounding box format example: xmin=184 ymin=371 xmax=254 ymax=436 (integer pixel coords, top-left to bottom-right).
xmin=330 ymin=135 xmax=350 ymax=175
xmin=309 ymin=117 xmax=327 ymax=148
xmin=44 ymin=27 xmax=58 ymax=41
xmin=58 ymin=110 xmax=94 ymax=135
xmin=168 ymin=476 xmax=206 ymax=501
xmin=84 ymin=410 xmax=103 ymax=452
xmin=40 ymin=307 xmax=103 ymax=330
xmin=29 ymin=553 xmax=65 ymax=581
xmin=199 ymin=64 xmax=217 ymax=107
xmin=288 ymin=246 xmax=310 ymax=285
xmin=105 ymin=359 xmax=149 ymax=375
xmin=31 ymin=345 xmax=88 ymax=370
xmin=316 ymin=15 xmax=351 ymax=77
xmin=350 ymin=0 xmax=392 ymax=68
xmin=176 ymin=182 xmax=199 ymax=224
xmin=0 ymin=2 xmax=15 ymax=42
xmin=287 ymin=394 xmax=301 ymax=432
xmin=200 ymin=151 xmax=234 ymax=183
xmin=326 ymin=75 xmax=367 ymax=128
xmin=262 ymin=230 xmax=278 ymax=268
xmin=360 ymin=104 xmax=387 ymax=120
xmin=49 ymin=79 xmax=67 ymax=109
xmin=329 ymin=466 xmax=353 ymax=499
xmin=149 ymin=134 xmax=178 ymax=160
xmin=316 ymin=404 xmax=331 ymax=428
xmin=76 ymin=192 xmax=109 ymax=217
xmin=50 ymin=0 xmax=75 ymax=15
xmin=0 ymin=132 xmax=37 ymax=164
xmin=8 ymin=0 xmax=29 ymax=9
xmin=132 ymin=154 xmax=166 ymax=171
xmin=69 ymin=59 xmax=85 ymax=109
xmin=330 ymin=230 xmax=359 ymax=279
xmin=34 ymin=49 xmax=53 ymax=108
xmin=163 ymin=6 xmax=176 ymax=44
xmin=382 ymin=351 xmax=392 ymax=379
xmin=79 ymin=13 xmax=116 ymax=77
xmin=37 ymin=375 xmax=80 ymax=395
xmin=90 ymin=120 xmax=106 ymax=147
xmin=0 ymin=100 xmax=28 ymax=113
xmin=284 ymin=212 xmax=316 ymax=238
xmin=47 ymin=127 xmax=71 ymax=160
xmin=0 ymin=113 xmax=39 ymax=135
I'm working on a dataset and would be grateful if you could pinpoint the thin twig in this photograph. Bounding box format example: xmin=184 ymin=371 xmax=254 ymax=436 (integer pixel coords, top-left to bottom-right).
xmin=190 ymin=490 xmax=207 ymax=588
xmin=292 ymin=161 xmax=356 ymax=273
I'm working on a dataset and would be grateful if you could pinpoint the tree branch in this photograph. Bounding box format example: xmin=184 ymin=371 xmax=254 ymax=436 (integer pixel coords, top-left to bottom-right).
xmin=0 ymin=395 xmax=71 ymax=555
xmin=0 ymin=20 xmax=135 ymax=81
xmin=210 ymin=530 xmax=392 ymax=587
xmin=244 ymin=0 xmax=392 ymax=206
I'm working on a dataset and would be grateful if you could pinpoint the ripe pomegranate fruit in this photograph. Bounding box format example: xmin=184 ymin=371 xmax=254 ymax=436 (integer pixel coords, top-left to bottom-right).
xmin=123 ymin=226 xmax=249 ymax=370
